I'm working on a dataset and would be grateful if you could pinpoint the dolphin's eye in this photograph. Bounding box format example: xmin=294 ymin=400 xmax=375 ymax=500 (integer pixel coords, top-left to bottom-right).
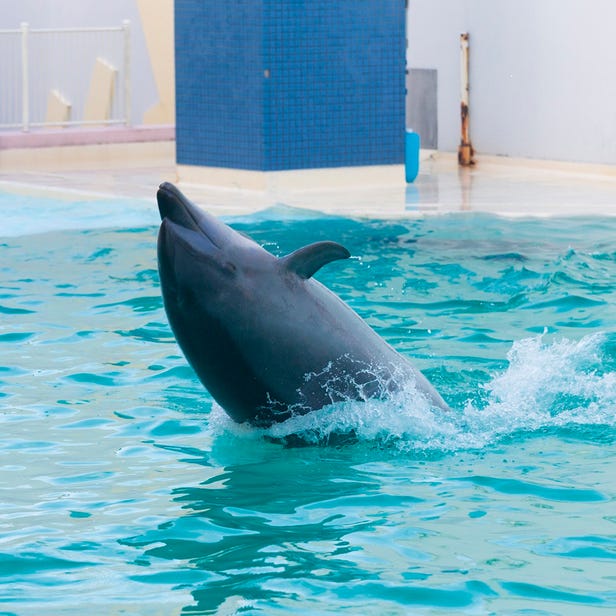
xmin=224 ymin=262 xmax=237 ymax=276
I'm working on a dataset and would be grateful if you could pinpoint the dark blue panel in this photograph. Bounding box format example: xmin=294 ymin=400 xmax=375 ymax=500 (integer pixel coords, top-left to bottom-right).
xmin=263 ymin=0 xmax=406 ymax=170
xmin=175 ymin=0 xmax=406 ymax=172
xmin=175 ymin=0 xmax=264 ymax=170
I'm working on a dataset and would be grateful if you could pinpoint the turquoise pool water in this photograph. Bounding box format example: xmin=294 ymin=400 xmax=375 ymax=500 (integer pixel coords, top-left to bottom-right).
xmin=1 ymin=191 xmax=615 ymax=614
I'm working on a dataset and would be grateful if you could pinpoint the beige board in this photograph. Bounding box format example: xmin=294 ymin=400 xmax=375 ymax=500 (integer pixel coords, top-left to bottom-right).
xmin=45 ymin=89 xmax=71 ymax=126
xmin=137 ymin=0 xmax=175 ymax=124
xmin=83 ymin=58 xmax=117 ymax=124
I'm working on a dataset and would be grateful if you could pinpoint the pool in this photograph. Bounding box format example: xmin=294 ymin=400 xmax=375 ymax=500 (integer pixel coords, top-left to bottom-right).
xmin=1 ymin=190 xmax=615 ymax=614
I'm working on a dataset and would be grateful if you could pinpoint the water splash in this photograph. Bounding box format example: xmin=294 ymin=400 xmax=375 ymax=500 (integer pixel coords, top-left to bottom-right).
xmin=211 ymin=333 xmax=616 ymax=453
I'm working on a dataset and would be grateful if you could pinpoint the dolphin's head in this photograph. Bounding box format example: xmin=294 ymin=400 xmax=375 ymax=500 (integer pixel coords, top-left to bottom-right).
xmin=157 ymin=181 xmax=238 ymax=254
xmin=157 ymin=183 xmax=276 ymax=339
xmin=156 ymin=182 xmax=268 ymax=309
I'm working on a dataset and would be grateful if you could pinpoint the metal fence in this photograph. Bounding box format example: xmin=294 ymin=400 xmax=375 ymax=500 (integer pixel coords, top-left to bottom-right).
xmin=0 ymin=21 xmax=131 ymax=131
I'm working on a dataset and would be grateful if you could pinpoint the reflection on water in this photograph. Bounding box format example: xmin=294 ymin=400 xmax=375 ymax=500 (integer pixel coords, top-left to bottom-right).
xmin=123 ymin=446 xmax=383 ymax=613
xmin=121 ymin=430 xmax=615 ymax=614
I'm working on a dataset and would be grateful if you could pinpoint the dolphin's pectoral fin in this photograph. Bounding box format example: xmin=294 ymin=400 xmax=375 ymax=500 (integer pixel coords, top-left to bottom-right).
xmin=282 ymin=241 xmax=351 ymax=279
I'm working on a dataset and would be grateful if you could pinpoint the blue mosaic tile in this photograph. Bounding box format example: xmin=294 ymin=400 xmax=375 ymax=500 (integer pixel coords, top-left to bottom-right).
xmin=175 ymin=0 xmax=406 ymax=171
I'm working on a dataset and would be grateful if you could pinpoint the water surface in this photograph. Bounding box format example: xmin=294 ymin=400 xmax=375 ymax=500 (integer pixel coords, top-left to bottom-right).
xmin=1 ymin=192 xmax=615 ymax=614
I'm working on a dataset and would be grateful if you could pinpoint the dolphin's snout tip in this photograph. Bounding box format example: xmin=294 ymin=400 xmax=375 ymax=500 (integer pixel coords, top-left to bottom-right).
xmin=157 ymin=182 xmax=175 ymax=205
xmin=156 ymin=182 xmax=207 ymax=239
xmin=157 ymin=182 xmax=183 ymax=221
xmin=158 ymin=181 xmax=175 ymax=194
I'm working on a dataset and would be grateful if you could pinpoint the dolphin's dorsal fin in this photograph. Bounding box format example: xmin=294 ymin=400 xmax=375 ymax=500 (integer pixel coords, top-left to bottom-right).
xmin=282 ymin=241 xmax=351 ymax=279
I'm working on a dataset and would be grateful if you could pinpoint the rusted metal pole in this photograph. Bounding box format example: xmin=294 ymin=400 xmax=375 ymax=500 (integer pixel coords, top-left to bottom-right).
xmin=458 ymin=32 xmax=474 ymax=166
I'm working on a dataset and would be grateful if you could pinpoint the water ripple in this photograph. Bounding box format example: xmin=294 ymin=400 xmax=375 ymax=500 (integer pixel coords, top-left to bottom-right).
xmin=455 ymin=475 xmax=606 ymax=502
xmin=1 ymin=212 xmax=615 ymax=613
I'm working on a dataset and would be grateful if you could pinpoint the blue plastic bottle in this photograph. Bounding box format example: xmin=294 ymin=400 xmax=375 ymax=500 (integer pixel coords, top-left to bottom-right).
xmin=405 ymin=130 xmax=420 ymax=183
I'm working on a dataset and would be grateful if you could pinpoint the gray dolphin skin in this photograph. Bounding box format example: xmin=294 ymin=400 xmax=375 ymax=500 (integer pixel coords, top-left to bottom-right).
xmin=157 ymin=182 xmax=450 ymax=426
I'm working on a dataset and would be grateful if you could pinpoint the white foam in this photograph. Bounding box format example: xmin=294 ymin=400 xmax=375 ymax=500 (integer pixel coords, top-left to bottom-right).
xmin=210 ymin=333 xmax=616 ymax=452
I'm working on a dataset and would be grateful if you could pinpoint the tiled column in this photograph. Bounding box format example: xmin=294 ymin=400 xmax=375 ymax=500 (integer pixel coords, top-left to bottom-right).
xmin=175 ymin=0 xmax=406 ymax=184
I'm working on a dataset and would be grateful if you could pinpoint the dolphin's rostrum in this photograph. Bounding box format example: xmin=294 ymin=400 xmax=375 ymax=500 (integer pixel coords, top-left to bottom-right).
xmin=156 ymin=182 xmax=449 ymax=426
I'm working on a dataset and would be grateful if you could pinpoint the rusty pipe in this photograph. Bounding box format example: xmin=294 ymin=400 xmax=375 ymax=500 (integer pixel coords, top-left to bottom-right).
xmin=458 ymin=32 xmax=474 ymax=166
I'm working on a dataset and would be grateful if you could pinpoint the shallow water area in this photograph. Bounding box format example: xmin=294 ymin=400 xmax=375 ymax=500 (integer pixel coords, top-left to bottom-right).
xmin=1 ymin=190 xmax=615 ymax=614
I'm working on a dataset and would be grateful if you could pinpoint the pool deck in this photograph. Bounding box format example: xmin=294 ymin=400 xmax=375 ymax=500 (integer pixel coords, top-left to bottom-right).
xmin=1 ymin=137 xmax=616 ymax=218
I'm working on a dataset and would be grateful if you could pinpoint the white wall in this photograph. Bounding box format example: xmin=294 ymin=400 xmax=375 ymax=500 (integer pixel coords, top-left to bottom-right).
xmin=0 ymin=0 xmax=158 ymax=126
xmin=408 ymin=0 xmax=616 ymax=164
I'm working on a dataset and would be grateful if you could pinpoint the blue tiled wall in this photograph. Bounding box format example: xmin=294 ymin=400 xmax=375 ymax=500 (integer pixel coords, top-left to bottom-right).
xmin=175 ymin=0 xmax=264 ymax=170
xmin=175 ymin=0 xmax=406 ymax=171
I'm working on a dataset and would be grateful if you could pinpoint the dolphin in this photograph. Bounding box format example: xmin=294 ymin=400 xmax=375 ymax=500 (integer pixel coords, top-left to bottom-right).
xmin=156 ymin=182 xmax=449 ymax=426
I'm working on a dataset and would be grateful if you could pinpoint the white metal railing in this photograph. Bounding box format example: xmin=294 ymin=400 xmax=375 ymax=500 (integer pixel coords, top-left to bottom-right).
xmin=0 ymin=21 xmax=131 ymax=131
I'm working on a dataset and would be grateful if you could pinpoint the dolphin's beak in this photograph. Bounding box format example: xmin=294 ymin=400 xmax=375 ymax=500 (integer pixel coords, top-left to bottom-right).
xmin=157 ymin=182 xmax=230 ymax=249
xmin=157 ymin=182 xmax=202 ymax=233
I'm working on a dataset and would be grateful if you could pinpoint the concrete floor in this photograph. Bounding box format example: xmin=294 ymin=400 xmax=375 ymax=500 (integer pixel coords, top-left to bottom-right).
xmin=1 ymin=146 xmax=616 ymax=218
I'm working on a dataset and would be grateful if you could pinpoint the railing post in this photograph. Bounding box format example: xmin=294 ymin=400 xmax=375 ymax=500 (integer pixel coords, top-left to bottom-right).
xmin=123 ymin=19 xmax=131 ymax=126
xmin=20 ymin=21 xmax=29 ymax=132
